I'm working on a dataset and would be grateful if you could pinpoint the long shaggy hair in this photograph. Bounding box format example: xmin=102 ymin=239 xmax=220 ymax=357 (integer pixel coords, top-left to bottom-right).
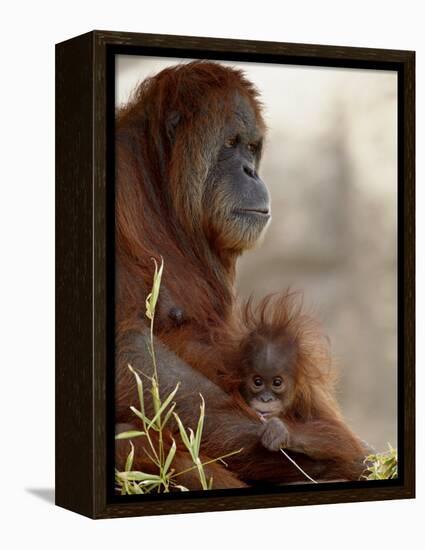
xmin=222 ymin=290 xmax=343 ymax=422
xmin=116 ymin=61 xmax=265 ymax=332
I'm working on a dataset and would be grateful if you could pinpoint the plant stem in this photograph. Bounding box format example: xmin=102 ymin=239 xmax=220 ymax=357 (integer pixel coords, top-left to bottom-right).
xmin=172 ymin=448 xmax=244 ymax=480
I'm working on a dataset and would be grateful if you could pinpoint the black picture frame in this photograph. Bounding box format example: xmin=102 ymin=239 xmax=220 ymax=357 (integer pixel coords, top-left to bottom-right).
xmin=55 ymin=30 xmax=415 ymax=519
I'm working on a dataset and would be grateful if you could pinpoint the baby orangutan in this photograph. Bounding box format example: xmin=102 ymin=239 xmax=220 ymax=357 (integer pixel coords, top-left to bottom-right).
xmin=239 ymin=334 xmax=298 ymax=451
xmin=229 ymin=292 xmax=367 ymax=480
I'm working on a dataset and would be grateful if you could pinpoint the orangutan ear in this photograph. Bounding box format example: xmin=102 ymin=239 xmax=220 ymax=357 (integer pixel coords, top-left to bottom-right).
xmin=166 ymin=111 xmax=181 ymax=142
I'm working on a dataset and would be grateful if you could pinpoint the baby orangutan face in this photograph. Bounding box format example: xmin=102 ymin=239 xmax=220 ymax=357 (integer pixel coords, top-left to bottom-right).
xmin=239 ymin=339 xmax=296 ymax=419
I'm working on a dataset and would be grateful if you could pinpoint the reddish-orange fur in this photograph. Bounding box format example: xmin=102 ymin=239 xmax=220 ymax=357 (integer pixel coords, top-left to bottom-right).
xmin=223 ymin=291 xmax=367 ymax=479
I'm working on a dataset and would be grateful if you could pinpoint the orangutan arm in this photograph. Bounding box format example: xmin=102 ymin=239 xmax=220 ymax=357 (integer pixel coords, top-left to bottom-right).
xmin=115 ymin=329 xmax=366 ymax=483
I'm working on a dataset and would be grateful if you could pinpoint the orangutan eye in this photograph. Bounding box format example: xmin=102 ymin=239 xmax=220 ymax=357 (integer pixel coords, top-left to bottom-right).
xmin=272 ymin=377 xmax=283 ymax=387
xmin=225 ymin=136 xmax=239 ymax=148
xmin=253 ymin=376 xmax=263 ymax=387
xmin=247 ymin=142 xmax=258 ymax=154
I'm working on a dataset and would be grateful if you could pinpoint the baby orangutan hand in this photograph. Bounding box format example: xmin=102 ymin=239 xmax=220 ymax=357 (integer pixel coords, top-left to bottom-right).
xmin=260 ymin=417 xmax=291 ymax=452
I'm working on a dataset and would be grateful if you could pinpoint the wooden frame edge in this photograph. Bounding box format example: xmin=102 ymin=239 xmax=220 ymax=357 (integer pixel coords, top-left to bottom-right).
xmin=55 ymin=30 xmax=415 ymax=519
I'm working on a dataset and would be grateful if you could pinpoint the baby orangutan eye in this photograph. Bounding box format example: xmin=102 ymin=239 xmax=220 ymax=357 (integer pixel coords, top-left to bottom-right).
xmin=272 ymin=377 xmax=283 ymax=387
xmin=253 ymin=376 xmax=263 ymax=387
xmin=225 ymin=135 xmax=239 ymax=148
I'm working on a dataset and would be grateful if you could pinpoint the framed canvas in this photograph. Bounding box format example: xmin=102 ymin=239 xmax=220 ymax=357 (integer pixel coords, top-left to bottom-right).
xmin=55 ymin=30 xmax=415 ymax=519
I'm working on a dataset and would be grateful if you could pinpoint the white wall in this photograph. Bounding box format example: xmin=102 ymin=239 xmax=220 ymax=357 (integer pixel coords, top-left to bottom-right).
xmin=1 ymin=1 xmax=423 ymax=550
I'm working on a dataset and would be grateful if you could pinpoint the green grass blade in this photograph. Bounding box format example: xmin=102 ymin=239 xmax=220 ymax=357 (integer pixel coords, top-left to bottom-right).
xmin=145 ymin=257 xmax=164 ymax=320
xmin=117 ymin=471 xmax=162 ymax=482
xmin=147 ymin=383 xmax=180 ymax=430
xmin=128 ymin=364 xmax=145 ymax=414
xmin=151 ymin=377 xmax=161 ymax=416
xmin=163 ymin=439 xmax=177 ymax=475
xmin=194 ymin=394 xmax=205 ymax=457
xmin=173 ymin=412 xmax=191 ymax=450
xmin=115 ymin=431 xmax=146 ymax=440
xmin=125 ymin=441 xmax=135 ymax=472
xmin=130 ymin=406 xmax=159 ymax=431
xmin=162 ymin=402 xmax=176 ymax=428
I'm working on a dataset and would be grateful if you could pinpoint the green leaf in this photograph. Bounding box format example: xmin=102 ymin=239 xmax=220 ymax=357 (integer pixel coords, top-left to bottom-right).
xmin=162 ymin=402 xmax=177 ymax=428
xmin=151 ymin=377 xmax=161 ymax=416
xmin=130 ymin=406 xmax=159 ymax=431
xmin=188 ymin=428 xmax=195 ymax=449
xmin=145 ymin=292 xmax=153 ymax=321
xmin=131 ymin=483 xmax=144 ymax=494
xmin=147 ymin=382 xmax=180 ymax=431
xmin=139 ymin=479 xmax=163 ymax=486
xmin=115 ymin=431 xmax=146 ymax=440
xmin=163 ymin=439 xmax=177 ymax=475
xmin=117 ymin=471 xmax=162 ymax=482
xmin=361 ymin=444 xmax=398 ymax=480
xmin=125 ymin=441 xmax=135 ymax=472
xmin=173 ymin=413 xmax=191 ymax=450
xmin=128 ymin=364 xmax=145 ymax=414
xmin=194 ymin=394 xmax=205 ymax=457
xmin=145 ymin=257 xmax=164 ymax=320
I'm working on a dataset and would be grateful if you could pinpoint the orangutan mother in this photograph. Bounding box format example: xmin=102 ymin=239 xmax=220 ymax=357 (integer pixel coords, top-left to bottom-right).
xmin=115 ymin=61 xmax=365 ymax=489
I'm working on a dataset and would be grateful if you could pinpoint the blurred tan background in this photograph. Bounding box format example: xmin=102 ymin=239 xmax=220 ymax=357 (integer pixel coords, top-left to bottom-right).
xmin=116 ymin=56 xmax=398 ymax=453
